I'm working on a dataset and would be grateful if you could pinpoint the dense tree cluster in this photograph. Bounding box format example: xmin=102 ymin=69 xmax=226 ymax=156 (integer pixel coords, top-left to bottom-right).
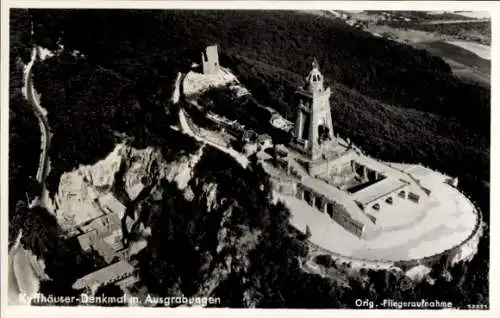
xmin=197 ymin=86 xmax=291 ymax=144
xmin=135 ymin=149 xmax=285 ymax=296
xmin=10 ymin=9 xmax=33 ymax=64
xmin=199 ymin=87 xmax=271 ymax=128
xmin=29 ymin=10 xmax=489 ymax=134
xmin=33 ymin=52 xmax=199 ymax=196
xmin=92 ymin=283 xmax=126 ymax=307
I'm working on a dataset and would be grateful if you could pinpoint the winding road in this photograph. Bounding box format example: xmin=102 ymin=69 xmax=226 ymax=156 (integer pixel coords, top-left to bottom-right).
xmin=23 ymin=46 xmax=52 ymax=208
xmin=174 ymin=71 xmax=249 ymax=169
xmin=9 ymin=46 xmax=53 ymax=304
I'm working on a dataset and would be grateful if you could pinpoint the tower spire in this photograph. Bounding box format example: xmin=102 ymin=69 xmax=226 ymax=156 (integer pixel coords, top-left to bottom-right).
xmin=311 ymin=58 xmax=319 ymax=70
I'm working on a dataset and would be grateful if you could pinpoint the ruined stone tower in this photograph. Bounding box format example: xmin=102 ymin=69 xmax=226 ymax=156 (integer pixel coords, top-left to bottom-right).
xmin=291 ymin=59 xmax=335 ymax=163
xmin=201 ymin=44 xmax=220 ymax=75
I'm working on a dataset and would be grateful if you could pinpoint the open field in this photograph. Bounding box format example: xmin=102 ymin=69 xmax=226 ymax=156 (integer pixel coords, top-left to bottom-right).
xmin=340 ymin=10 xmax=491 ymax=75
xmin=361 ymin=22 xmax=491 ymax=87
xmin=427 ymin=11 xmax=490 ymax=20
xmin=414 ymin=40 xmax=490 ymax=86
xmin=446 ymin=40 xmax=490 ymax=60
xmin=414 ymin=41 xmax=489 ymax=70
xmin=453 ymin=11 xmax=490 ymax=19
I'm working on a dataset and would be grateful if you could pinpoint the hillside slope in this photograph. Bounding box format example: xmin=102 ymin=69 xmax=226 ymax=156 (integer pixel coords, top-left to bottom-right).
xmin=30 ymin=9 xmax=489 ymax=136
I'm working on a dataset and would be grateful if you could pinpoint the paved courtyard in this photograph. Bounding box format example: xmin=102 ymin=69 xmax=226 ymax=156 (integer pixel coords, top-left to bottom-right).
xmin=274 ymin=180 xmax=478 ymax=261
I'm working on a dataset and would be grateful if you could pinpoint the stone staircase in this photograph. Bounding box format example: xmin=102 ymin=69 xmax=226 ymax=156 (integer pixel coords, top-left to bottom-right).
xmin=288 ymin=159 xmax=309 ymax=178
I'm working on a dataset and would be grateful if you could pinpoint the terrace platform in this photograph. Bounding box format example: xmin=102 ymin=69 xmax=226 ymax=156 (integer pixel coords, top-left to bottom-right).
xmin=273 ymin=173 xmax=478 ymax=262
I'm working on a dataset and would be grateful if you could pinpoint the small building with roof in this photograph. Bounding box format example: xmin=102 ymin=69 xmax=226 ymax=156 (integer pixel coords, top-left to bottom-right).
xmin=75 ymin=205 xmax=127 ymax=263
xmin=72 ymin=260 xmax=136 ymax=291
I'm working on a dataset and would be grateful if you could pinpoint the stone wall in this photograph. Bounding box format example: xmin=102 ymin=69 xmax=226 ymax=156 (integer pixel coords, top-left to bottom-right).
xmin=294 ymin=182 xmax=366 ymax=238
xmin=275 ymin=174 xmax=483 ymax=273
xmin=269 ymin=176 xmax=297 ymax=196
xmin=312 ymin=182 xmax=484 ymax=272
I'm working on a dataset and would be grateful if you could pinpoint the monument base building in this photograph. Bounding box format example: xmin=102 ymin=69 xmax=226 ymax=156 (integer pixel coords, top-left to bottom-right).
xmin=268 ymin=60 xmax=432 ymax=239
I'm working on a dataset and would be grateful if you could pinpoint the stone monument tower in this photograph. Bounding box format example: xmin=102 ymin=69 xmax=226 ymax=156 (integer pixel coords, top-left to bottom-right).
xmin=291 ymin=59 xmax=335 ymax=162
xmin=201 ymin=44 xmax=220 ymax=75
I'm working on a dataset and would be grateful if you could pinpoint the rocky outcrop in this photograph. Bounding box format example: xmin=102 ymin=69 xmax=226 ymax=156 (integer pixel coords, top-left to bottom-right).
xmin=195 ymin=209 xmax=261 ymax=299
xmin=53 ymin=141 xmax=206 ymax=260
xmin=164 ymin=144 xmax=205 ymax=190
xmin=203 ymin=183 xmax=219 ymax=212
xmin=51 ymin=137 xmax=265 ymax=303
xmin=187 ymin=179 xmax=262 ymax=300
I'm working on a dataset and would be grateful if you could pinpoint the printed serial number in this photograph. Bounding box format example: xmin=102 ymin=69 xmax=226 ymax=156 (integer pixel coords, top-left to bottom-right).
xmin=467 ymin=304 xmax=489 ymax=310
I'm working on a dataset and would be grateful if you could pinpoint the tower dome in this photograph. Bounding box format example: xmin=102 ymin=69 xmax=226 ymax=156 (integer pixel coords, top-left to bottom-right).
xmin=304 ymin=59 xmax=324 ymax=94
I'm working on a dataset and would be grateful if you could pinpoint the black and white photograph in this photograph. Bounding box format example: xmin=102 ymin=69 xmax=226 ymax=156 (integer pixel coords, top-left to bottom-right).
xmin=3 ymin=2 xmax=493 ymax=314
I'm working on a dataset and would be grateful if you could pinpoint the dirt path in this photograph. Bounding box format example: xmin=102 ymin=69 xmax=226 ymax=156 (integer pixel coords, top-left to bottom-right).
xmin=178 ymin=108 xmax=249 ymax=169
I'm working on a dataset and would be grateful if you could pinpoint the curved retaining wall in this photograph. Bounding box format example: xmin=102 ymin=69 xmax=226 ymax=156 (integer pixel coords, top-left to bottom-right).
xmin=271 ymin=175 xmax=484 ymax=272
xmin=393 ymin=183 xmax=484 ymax=270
